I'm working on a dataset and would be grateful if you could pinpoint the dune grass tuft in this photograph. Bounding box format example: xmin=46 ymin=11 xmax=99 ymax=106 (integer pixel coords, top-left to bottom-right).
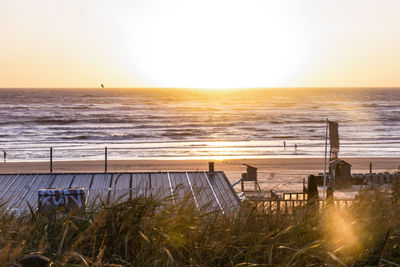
xmin=1 ymin=190 xmax=400 ymax=266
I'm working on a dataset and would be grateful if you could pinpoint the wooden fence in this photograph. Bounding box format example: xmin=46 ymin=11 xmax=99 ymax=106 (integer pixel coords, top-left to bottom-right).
xmin=246 ymin=192 xmax=356 ymax=214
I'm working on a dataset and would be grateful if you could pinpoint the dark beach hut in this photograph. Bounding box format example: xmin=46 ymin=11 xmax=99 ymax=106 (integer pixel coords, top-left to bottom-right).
xmin=329 ymin=159 xmax=352 ymax=187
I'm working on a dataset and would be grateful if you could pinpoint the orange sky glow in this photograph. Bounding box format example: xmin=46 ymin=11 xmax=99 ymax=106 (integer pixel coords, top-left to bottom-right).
xmin=1 ymin=0 xmax=400 ymax=88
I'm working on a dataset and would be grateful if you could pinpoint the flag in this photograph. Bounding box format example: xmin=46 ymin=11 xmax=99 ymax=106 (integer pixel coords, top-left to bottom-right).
xmin=328 ymin=120 xmax=339 ymax=160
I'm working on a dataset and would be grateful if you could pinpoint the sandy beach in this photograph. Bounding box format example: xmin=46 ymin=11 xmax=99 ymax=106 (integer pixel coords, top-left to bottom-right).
xmin=1 ymin=157 xmax=399 ymax=192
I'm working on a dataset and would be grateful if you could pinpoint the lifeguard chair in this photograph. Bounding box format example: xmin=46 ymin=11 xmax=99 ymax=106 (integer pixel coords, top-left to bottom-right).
xmin=241 ymin=164 xmax=262 ymax=192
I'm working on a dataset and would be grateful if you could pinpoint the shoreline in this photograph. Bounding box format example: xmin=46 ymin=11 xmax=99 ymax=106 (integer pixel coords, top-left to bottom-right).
xmin=1 ymin=157 xmax=399 ymax=179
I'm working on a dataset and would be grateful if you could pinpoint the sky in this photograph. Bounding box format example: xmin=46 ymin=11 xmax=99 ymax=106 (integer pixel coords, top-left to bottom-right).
xmin=1 ymin=0 xmax=400 ymax=89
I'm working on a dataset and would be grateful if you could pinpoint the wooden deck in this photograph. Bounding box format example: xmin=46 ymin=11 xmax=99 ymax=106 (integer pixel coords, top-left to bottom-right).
xmin=0 ymin=171 xmax=240 ymax=214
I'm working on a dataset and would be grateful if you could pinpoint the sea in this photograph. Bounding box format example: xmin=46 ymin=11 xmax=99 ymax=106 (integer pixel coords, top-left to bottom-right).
xmin=1 ymin=87 xmax=400 ymax=162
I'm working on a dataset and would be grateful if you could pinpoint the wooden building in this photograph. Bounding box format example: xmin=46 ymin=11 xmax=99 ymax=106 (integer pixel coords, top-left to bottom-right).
xmin=329 ymin=159 xmax=352 ymax=187
xmin=0 ymin=171 xmax=240 ymax=214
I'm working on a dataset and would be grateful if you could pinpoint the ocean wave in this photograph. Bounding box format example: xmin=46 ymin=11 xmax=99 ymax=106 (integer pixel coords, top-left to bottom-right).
xmin=161 ymin=129 xmax=210 ymax=139
xmin=60 ymin=133 xmax=151 ymax=141
xmin=31 ymin=117 xmax=157 ymax=125
xmin=33 ymin=118 xmax=79 ymax=125
xmin=271 ymin=135 xmax=295 ymax=139
xmin=269 ymin=119 xmax=327 ymax=125
xmin=2 ymin=87 xmax=400 ymax=159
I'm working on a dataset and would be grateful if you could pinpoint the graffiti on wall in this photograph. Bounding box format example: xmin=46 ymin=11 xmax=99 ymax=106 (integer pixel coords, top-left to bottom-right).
xmin=38 ymin=188 xmax=85 ymax=215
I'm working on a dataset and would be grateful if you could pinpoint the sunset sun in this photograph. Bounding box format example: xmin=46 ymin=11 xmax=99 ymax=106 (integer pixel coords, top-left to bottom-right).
xmin=116 ymin=1 xmax=313 ymax=88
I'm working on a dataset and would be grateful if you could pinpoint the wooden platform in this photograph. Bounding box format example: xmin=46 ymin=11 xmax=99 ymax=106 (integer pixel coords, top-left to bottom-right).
xmin=0 ymin=171 xmax=240 ymax=214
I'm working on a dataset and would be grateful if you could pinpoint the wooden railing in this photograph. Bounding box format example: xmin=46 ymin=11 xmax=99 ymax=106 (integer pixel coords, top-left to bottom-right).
xmin=246 ymin=193 xmax=356 ymax=214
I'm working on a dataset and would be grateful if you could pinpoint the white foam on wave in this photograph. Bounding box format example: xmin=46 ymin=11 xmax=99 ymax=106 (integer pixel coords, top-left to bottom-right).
xmin=1 ymin=87 xmax=400 ymax=161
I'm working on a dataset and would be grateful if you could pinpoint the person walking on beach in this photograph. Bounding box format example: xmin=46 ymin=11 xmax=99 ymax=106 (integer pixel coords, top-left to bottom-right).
xmin=294 ymin=144 xmax=297 ymax=150
xmin=283 ymin=141 xmax=286 ymax=150
xmin=3 ymin=151 xmax=6 ymax=163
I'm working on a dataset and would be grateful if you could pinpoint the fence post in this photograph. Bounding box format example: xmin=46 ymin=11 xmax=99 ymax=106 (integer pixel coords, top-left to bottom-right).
xmin=50 ymin=147 xmax=53 ymax=173
xmin=285 ymin=200 xmax=288 ymax=214
xmin=105 ymin=147 xmax=107 ymax=173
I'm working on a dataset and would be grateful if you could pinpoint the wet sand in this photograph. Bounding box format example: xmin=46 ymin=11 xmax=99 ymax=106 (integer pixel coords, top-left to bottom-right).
xmin=0 ymin=157 xmax=399 ymax=192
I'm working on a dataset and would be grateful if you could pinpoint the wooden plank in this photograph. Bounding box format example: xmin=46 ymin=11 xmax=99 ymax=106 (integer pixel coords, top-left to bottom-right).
xmin=150 ymin=172 xmax=160 ymax=199
xmin=85 ymin=174 xmax=95 ymax=206
xmin=150 ymin=173 xmax=159 ymax=198
xmin=111 ymin=173 xmax=131 ymax=203
xmin=169 ymin=172 xmax=188 ymax=204
xmin=47 ymin=174 xmax=57 ymax=189
xmin=174 ymin=172 xmax=198 ymax=208
xmin=12 ymin=174 xmax=42 ymax=211
xmin=6 ymin=174 xmax=37 ymax=212
xmin=152 ymin=172 xmax=169 ymax=200
xmin=0 ymin=174 xmax=14 ymax=191
xmin=203 ymin=172 xmax=225 ymax=213
xmin=0 ymin=174 xmax=17 ymax=202
xmin=220 ymin=172 xmax=241 ymax=212
xmin=215 ymin=172 xmax=240 ymax=212
xmin=204 ymin=172 xmax=232 ymax=213
xmin=139 ymin=173 xmax=150 ymax=198
xmin=88 ymin=173 xmax=113 ymax=207
xmin=161 ymin=172 xmax=173 ymax=201
xmin=22 ymin=174 xmax=54 ymax=211
xmin=71 ymin=174 xmax=93 ymax=189
xmin=6 ymin=174 xmax=37 ymax=210
xmin=50 ymin=174 xmax=75 ymax=189
xmin=185 ymin=172 xmax=199 ymax=210
xmin=213 ymin=171 xmax=239 ymax=212
xmin=220 ymin=172 xmax=241 ymax=203
xmin=148 ymin=173 xmax=153 ymax=197
xmin=70 ymin=173 xmax=93 ymax=206
xmin=188 ymin=172 xmax=218 ymax=212
xmin=167 ymin=172 xmax=175 ymax=204
xmin=160 ymin=172 xmax=170 ymax=200
xmin=131 ymin=173 xmax=140 ymax=198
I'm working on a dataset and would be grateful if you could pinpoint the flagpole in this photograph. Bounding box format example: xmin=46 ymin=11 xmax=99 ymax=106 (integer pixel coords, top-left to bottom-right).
xmin=323 ymin=118 xmax=328 ymax=199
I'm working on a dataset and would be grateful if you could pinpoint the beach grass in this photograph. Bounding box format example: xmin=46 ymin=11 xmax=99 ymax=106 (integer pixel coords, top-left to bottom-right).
xmin=1 ymin=189 xmax=400 ymax=266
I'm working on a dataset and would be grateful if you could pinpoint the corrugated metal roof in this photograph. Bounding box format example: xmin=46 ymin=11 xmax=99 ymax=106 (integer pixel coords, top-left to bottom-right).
xmin=0 ymin=171 xmax=240 ymax=214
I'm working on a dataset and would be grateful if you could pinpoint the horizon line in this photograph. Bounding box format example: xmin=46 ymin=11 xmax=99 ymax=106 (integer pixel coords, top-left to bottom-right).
xmin=1 ymin=86 xmax=400 ymax=90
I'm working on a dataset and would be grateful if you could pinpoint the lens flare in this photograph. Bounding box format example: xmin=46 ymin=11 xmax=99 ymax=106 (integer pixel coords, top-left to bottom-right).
xmin=323 ymin=206 xmax=361 ymax=257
